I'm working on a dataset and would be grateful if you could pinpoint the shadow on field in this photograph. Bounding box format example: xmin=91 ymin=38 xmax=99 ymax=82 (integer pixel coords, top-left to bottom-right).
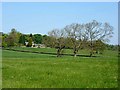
xmin=3 ymin=48 xmax=99 ymax=58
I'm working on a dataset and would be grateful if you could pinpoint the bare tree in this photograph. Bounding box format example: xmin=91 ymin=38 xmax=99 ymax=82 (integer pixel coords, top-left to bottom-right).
xmin=84 ymin=20 xmax=113 ymax=57
xmin=64 ymin=23 xmax=83 ymax=57
xmin=48 ymin=29 xmax=66 ymax=57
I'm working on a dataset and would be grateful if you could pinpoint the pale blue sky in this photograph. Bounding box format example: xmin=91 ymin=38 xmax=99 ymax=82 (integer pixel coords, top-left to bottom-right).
xmin=2 ymin=2 xmax=118 ymax=45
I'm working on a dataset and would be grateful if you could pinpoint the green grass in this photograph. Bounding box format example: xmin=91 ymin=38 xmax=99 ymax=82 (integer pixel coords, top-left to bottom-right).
xmin=0 ymin=49 xmax=2 ymax=89
xmin=2 ymin=48 xmax=118 ymax=88
xmin=7 ymin=47 xmax=90 ymax=55
xmin=8 ymin=47 xmax=57 ymax=53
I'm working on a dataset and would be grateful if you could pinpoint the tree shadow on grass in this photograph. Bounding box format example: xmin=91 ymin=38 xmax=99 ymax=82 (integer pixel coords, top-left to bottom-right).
xmin=4 ymin=48 xmax=100 ymax=58
xmin=77 ymin=54 xmax=100 ymax=58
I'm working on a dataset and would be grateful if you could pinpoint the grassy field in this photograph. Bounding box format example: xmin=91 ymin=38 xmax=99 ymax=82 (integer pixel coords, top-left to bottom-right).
xmin=2 ymin=47 xmax=118 ymax=88
xmin=0 ymin=49 xmax=2 ymax=89
xmin=6 ymin=47 xmax=91 ymax=55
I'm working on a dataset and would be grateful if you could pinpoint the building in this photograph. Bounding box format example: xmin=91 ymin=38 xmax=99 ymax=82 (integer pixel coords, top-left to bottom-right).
xmin=25 ymin=42 xmax=45 ymax=48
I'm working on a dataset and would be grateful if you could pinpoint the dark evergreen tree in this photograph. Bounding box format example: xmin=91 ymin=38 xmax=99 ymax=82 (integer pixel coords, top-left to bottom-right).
xmin=19 ymin=34 xmax=25 ymax=45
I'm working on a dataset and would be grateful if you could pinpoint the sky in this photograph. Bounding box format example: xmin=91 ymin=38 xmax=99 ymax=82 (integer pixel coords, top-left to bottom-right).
xmin=1 ymin=0 xmax=119 ymax=2
xmin=1 ymin=2 xmax=118 ymax=45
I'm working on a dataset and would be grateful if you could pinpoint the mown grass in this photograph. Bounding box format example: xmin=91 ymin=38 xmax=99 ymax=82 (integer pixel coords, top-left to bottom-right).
xmin=2 ymin=48 xmax=118 ymax=88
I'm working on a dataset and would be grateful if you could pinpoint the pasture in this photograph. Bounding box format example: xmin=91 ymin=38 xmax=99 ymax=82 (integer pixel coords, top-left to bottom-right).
xmin=2 ymin=47 xmax=118 ymax=88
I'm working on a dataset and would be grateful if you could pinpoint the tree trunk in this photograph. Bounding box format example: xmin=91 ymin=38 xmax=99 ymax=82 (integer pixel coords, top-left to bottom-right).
xmin=74 ymin=53 xmax=77 ymax=57
xmin=57 ymin=48 xmax=62 ymax=57
xmin=90 ymin=51 xmax=93 ymax=57
xmin=57 ymin=49 xmax=60 ymax=57
xmin=90 ymin=40 xmax=93 ymax=57
xmin=74 ymin=50 xmax=77 ymax=57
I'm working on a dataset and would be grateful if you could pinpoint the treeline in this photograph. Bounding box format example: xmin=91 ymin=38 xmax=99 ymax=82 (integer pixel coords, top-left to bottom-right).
xmin=1 ymin=28 xmax=45 ymax=47
xmin=1 ymin=20 xmax=118 ymax=57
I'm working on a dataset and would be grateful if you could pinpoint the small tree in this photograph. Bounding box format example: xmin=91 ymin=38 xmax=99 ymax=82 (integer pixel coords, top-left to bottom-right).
xmin=33 ymin=34 xmax=42 ymax=44
xmin=5 ymin=28 xmax=20 ymax=47
xmin=27 ymin=37 xmax=32 ymax=47
xmin=27 ymin=34 xmax=33 ymax=47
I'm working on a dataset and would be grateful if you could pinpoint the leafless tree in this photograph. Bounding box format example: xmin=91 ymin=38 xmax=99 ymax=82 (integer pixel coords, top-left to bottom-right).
xmin=84 ymin=20 xmax=113 ymax=57
xmin=64 ymin=23 xmax=83 ymax=57
xmin=48 ymin=29 xmax=66 ymax=57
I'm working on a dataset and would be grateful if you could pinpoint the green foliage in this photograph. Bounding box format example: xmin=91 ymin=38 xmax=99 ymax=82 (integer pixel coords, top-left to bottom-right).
xmin=33 ymin=34 xmax=42 ymax=44
xmin=24 ymin=34 xmax=29 ymax=42
xmin=27 ymin=37 xmax=32 ymax=47
xmin=42 ymin=35 xmax=55 ymax=48
xmin=29 ymin=33 xmax=33 ymax=37
xmin=106 ymin=44 xmax=118 ymax=51
xmin=2 ymin=33 xmax=8 ymax=47
xmin=0 ymin=36 xmax=2 ymax=47
xmin=19 ymin=34 xmax=25 ymax=45
xmin=5 ymin=28 xmax=20 ymax=47
xmin=65 ymin=38 xmax=73 ymax=49
xmin=93 ymin=40 xmax=106 ymax=54
xmin=5 ymin=35 xmax=15 ymax=47
xmin=2 ymin=42 xmax=7 ymax=48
